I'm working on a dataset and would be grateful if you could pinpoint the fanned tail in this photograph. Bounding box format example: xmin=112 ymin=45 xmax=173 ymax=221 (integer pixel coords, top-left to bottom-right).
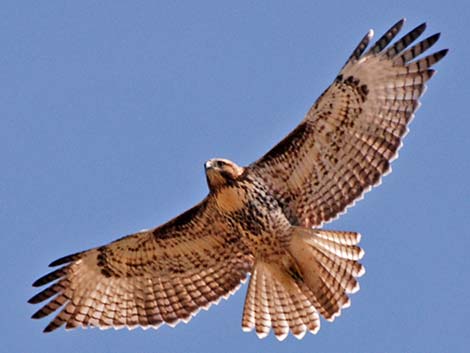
xmin=241 ymin=227 xmax=364 ymax=340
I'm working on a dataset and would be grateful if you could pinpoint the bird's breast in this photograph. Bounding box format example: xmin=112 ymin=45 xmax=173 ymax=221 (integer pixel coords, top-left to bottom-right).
xmin=214 ymin=186 xmax=247 ymax=213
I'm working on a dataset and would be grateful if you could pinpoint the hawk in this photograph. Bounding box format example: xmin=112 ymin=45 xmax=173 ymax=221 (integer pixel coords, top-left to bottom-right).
xmin=29 ymin=19 xmax=447 ymax=340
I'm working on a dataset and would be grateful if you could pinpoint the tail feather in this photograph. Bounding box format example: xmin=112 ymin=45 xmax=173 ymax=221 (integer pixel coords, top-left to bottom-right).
xmin=241 ymin=267 xmax=257 ymax=332
xmin=241 ymin=227 xmax=364 ymax=340
xmin=311 ymin=245 xmax=362 ymax=293
xmin=310 ymin=236 xmax=364 ymax=260
xmin=311 ymin=259 xmax=351 ymax=320
xmin=289 ymin=283 xmax=321 ymax=337
xmin=275 ymin=259 xmax=322 ymax=338
xmin=242 ymin=263 xmax=277 ymax=339
xmin=265 ymin=273 xmax=289 ymax=340
xmin=253 ymin=266 xmax=271 ymax=338
xmin=272 ymin=276 xmax=308 ymax=339
xmin=295 ymin=286 xmax=320 ymax=333
xmin=313 ymin=230 xmax=361 ymax=245
xmin=241 ymin=261 xmax=320 ymax=340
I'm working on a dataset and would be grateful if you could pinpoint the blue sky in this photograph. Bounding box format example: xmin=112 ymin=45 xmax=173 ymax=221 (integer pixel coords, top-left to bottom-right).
xmin=2 ymin=1 xmax=469 ymax=352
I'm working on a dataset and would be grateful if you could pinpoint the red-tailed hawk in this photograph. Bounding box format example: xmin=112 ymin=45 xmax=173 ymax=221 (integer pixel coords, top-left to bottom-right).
xmin=29 ymin=19 xmax=447 ymax=340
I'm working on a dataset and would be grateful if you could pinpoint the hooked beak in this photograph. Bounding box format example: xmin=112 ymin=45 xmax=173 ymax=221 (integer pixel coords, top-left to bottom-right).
xmin=205 ymin=159 xmax=219 ymax=171
xmin=204 ymin=160 xmax=213 ymax=170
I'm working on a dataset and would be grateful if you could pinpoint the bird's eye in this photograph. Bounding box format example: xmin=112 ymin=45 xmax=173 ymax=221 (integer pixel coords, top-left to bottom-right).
xmin=216 ymin=161 xmax=224 ymax=168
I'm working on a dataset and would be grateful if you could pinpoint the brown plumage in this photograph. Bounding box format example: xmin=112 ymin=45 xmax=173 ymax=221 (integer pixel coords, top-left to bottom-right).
xmin=29 ymin=19 xmax=447 ymax=339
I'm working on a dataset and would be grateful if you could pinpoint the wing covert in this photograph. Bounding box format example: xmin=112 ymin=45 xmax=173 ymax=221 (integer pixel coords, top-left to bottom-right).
xmin=247 ymin=19 xmax=447 ymax=227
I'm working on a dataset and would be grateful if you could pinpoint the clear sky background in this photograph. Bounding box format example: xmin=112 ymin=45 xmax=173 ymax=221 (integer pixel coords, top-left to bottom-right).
xmin=2 ymin=1 xmax=469 ymax=352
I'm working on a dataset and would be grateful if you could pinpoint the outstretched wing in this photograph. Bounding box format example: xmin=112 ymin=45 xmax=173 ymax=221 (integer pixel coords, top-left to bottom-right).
xmin=247 ymin=19 xmax=447 ymax=227
xmin=29 ymin=198 xmax=253 ymax=332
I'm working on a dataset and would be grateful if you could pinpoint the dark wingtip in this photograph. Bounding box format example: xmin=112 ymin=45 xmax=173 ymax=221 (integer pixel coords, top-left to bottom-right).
xmin=440 ymin=48 xmax=450 ymax=58
xmin=43 ymin=320 xmax=62 ymax=333
xmin=389 ymin=18 xmax=406 ymax=36
xmin=43 ymin=325 xmax=55 ymax=333
xmin=32 ymin=267 xmax=66 ymax=287
xmin=49 ymin=251 xmax=83 ymax=267
xmin=416 ymin=22 xmax=427 ymax=32
xmin=429 ymin=32 xmax=441 ymax=43
xmin=31 ymin=309 xmax=44 ymax=319
xmin=432 ymin=48 xmax=450 ymax=67
xmin=32 ymin=276 xmax=48 ymax=288
xmin=406 ymin=22 xmax=427 ymax=43
xmin=28 ymin=293 xmax=42 ymax=304
xmin=395 ymin=18 xmax=406 ymax=31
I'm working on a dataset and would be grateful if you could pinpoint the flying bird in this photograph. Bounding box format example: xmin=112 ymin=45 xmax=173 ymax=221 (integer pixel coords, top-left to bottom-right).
xmin=29 ymin=19 xmax=447 ymax=340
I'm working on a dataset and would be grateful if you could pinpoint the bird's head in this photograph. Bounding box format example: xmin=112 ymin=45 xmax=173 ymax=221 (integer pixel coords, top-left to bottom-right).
xmin=205 ymin=158 xmax=245 ymax=191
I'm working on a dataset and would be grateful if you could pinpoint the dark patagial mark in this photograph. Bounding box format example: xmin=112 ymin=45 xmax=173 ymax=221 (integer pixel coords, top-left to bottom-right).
xmin=261 ymin=122 xmax=310 ymax=162
xmin=153 ymin=202 xmax=206 ymax=240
